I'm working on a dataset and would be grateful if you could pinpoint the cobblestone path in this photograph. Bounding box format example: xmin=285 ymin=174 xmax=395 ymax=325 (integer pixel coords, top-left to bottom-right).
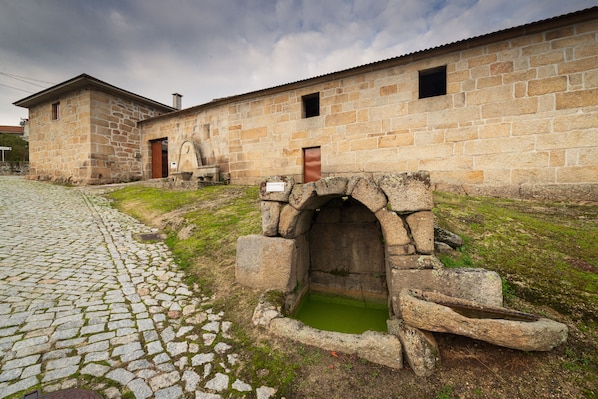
xmin=0 ymin=177 xmax=275 ymax=399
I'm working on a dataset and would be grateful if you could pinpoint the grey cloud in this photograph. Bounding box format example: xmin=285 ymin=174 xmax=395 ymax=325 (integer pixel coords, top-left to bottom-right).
xmin=1 ymin=0 xmax=596 ymax=124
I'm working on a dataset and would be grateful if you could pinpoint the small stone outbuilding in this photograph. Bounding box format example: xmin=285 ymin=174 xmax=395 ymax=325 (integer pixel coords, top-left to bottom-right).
xmin=13 ymin=74 xmax=174 ymax=184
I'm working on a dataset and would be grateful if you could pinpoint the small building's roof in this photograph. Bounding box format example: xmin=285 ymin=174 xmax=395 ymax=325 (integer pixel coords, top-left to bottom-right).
xmin=13 ymin=73 xmax=175 ymax=112
xmin=0 ymin=125 xmax=25 ymax=134
xmin=140 ymin=5 xmax=598 ymax=124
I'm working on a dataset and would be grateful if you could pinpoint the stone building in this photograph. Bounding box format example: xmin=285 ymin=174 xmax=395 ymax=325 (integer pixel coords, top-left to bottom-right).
xmin=14 ymin=74 xmax=174 ymax=184
xmin=15 ymin=7 xmax=598 ymax=200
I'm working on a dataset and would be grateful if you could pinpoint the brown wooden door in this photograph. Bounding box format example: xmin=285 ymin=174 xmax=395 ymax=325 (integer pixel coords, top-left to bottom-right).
xmin=303 ymin=147 xmax=321 ymax=183
xmin=151 ymin=140 xmax=163 ymax=178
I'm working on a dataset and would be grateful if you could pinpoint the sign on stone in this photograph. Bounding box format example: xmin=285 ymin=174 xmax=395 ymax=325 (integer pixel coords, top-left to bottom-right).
xmin=266 ymin=182 xmax=285 ymax=192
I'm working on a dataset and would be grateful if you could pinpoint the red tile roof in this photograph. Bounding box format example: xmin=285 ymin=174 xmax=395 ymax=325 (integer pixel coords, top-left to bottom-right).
xmin=0 ymin=125 xmax=24 ymax=134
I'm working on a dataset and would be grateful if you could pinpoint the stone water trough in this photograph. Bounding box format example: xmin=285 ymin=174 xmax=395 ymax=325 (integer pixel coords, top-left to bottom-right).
xmin=235 ymin=172 xmax=568 ymax=376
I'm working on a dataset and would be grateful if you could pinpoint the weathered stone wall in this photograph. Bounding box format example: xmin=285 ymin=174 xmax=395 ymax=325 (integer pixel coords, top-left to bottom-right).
xmin=140 ymin=107 xmax=230 ymax=181
xmin=27 ymin=89 xmax=91 ymax=183
xmin=142 ymin=15 xmax=597 ymax=201
xmin=0 ymin=162 xmax=29 ymax=175
xmin=85 ymin=90 xmax=165 ymax=184
xmin=27 ymin=88 xmax=168 ymax=184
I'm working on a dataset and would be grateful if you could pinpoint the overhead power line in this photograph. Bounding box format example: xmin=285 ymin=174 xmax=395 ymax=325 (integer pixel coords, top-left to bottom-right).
xmin=0 ymin=72 xmax=56 ymax=86
xmin=0 ymin=81 xmax=35 ymax=93
xmin=0 ymin=71 xmax=55 ymax=95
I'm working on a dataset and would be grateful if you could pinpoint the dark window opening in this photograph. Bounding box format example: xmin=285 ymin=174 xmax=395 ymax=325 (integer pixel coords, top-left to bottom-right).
xmin=52 ymin=102 xmax=60 ymax=120
xmin=419 ymin=66 xmax=447 ymax=99
xmin=302 ymin=93 xmax=320 ymax=118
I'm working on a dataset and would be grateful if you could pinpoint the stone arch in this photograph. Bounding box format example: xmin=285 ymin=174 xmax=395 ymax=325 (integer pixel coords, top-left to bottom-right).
xmin=244 ymin=172 xmax=453 ymax=316
xmin=276 ymin=177 xmax=411 ymax=251
xmin=272 ymin=176 xmax=417 ymax=305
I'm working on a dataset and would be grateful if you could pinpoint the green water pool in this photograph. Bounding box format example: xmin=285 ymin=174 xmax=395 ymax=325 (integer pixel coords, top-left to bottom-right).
xmin=292 ymin=293 xmax=389 ymax=334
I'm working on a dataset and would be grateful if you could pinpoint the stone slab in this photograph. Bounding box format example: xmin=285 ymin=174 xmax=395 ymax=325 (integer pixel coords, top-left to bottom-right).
xmin=269 ymin=317 xmax=402 ymax=369
xmin=405 ymin=211 xmax=435 ymax=254
xmin=388 ymin=318 xmax=440 ymax=377
xmin=378 ymin=172 xmax=434 ymax=212
xmin=260 ymin=201 xmax=281 ymax=237
xmin=390 ymin=268 xmax=503 ymax=316
xmin=399 ymin=289 xmax=568 ymax=351
xmin=236 ymin=235 xmax=296 ymax=292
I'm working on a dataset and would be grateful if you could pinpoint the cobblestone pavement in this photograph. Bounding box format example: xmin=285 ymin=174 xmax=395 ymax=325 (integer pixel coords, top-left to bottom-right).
xmin=0 ymin=177 xmax=276 ymax=399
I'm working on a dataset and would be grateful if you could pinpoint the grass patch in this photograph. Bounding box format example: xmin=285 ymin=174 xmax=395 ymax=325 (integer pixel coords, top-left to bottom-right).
xmin=434 ymin=191 xmax=598 ymax=324
xmin=105 ymin=185 xmax=598 ymax=398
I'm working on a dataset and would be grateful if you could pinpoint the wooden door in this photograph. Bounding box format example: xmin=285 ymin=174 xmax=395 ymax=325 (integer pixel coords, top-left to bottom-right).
xmin=303 ymin=147 xmax=321 ymax=183
xmin=151 ymin=140 xmax=164 ymax=178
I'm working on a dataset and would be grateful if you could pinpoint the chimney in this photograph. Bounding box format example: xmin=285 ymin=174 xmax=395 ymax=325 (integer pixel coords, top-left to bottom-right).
xmin=172 ymin=93 xmax=183 ymax=110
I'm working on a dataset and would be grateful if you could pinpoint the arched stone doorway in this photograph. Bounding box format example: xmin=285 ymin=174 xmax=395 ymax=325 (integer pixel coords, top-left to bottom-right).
xmin=308 ymin=196 xmax=386 ymax=302
xmin=237 ymin=173 xmax=444 ymax=316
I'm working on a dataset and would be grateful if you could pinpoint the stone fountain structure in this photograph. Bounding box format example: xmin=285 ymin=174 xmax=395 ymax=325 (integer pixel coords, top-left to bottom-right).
xmin=235 ymin=172 xmax=568 ymax=376
xmin=171 ymin=140 xmax=219 ymax=183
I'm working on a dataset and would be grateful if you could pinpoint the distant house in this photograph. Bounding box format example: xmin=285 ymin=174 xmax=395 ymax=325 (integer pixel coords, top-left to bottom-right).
xmin=13 ymin=74 xmax=174 ymax=184
xmin=0 ymin=125 xmax=28 ymax=163
xmin=0 ymin=125 xmax=25 ymax=138
xmin=15 ymin=7 xmax=598 ymax=201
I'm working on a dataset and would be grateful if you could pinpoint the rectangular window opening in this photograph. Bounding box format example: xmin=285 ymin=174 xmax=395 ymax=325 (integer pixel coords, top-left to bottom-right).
xmin=419 ymin=66 xmax=447 ymax=99
xmin=52 ymin=102 xmax=60 ymax=120
xmin=302 ymin=93 xmax=320 ymax=118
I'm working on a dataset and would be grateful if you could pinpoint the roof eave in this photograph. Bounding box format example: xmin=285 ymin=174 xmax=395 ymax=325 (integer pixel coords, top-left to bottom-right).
xmin=140 ymin=6 xmax=598 ymax=124
xmin=13 ymin=73 xmax=175 ymax=112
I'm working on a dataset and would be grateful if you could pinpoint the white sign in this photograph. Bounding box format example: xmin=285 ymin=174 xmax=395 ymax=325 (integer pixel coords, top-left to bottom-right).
xmin=0 ymin=146 xmax=11 ymax=162
xmin=266 ymin=182 xmax=285 ymax=192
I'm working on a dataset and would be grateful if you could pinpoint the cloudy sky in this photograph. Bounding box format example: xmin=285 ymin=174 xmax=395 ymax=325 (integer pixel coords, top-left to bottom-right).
xmin=0 ymin=0 xmax=596 ymax=125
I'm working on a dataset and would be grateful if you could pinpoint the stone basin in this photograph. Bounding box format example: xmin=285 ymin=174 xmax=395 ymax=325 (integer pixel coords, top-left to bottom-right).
xmin=172 ymin=171 xmax=193 ymax=181
xmin=399 ymin=288 xmax=568 ymax=351
xmin=252 ymin=292 xmax=403 ymax=369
